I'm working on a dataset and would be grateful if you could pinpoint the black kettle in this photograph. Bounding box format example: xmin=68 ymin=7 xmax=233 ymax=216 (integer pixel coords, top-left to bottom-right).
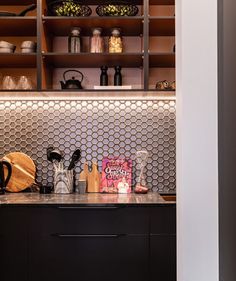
xmin=0 ymin=160 xmax=12 ymax=195
xmin=60 ymin=70 xmax=84 ymax=90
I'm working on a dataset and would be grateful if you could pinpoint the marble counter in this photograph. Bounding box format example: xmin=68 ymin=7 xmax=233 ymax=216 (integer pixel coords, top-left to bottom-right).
xmin=0 ymin=192 xmax=175 ymax=205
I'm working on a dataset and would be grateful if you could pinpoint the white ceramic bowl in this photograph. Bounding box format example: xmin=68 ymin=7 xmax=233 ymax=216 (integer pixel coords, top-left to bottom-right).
xmin=21 ymin=41 xmax=36 ymax=49
xmin=0 ymin=40 xmax=15 ymax=49
xmin=0 ymin=47 xmax=15 ymax=53
xmin=21 ymin=48 xmax=36 ymax=53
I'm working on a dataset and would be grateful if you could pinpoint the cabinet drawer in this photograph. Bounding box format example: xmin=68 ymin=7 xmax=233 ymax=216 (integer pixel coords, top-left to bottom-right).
xmin=30 ymin=206 xmax=149 ymax=235
xmin=30 ymin=235 xmax=148 ymax=281
xmin=150 ymin=206 xmax=176 ymax=234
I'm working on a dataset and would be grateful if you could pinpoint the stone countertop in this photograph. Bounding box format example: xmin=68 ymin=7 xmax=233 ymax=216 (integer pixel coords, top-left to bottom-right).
xmin=0 ymin=192 xmax=176 ymax=205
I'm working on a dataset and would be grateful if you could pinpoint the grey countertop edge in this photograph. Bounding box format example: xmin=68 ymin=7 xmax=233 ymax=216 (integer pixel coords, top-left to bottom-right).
xmin=0 ymin=192 xmax=176 ymax=205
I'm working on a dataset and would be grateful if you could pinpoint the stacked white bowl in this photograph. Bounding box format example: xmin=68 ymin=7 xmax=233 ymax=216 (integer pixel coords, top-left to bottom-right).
xmin=0 ymin=41 xmax=16 ymax=53
xmin=21 ymin=41 xmax=37 ymax=53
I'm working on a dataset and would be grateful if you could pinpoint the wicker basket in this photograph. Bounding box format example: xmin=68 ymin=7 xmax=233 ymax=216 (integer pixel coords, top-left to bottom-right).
xmin=96 ymin=1 xmax=139 ymax=17
xmin=48 ymin=0 xmax=92 ymax=16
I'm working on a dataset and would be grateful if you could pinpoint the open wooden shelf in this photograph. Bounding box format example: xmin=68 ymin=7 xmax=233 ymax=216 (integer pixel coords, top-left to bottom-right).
xmin=43 ymin=16 xmax=144 ymax=36
xmin=149 ymin=0 xmax=175 ymax=4
xmin=43 ymin=53 xmax=143 ymax=68
xmin=74 ymin=0 xmax=143 ymax=4
xmin=0 ymin=53 xmax=37 ymax=67
xmin=0 ymin=90 xmax=175 ymax=99
xmin=0 ymin=17 xmax=36 ymax=36
xmin=149 ymin=53 xmax=175 ymax=67
xmin=149 ymin=17 xmax=175 ymax=36
xmin=0 ymin=0 xmax=175 ymax=92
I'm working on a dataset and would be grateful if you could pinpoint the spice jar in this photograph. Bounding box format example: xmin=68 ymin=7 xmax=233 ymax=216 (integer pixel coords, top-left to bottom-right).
xmin=68 ymin=27 xmax=81 ymax=53
xmin=109 ymin=28 xmax=123 ymax=53
xmin=90 ymin=28 xmax=104 ymax=53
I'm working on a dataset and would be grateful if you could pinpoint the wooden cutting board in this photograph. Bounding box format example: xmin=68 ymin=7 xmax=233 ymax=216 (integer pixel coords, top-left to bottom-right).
xmin=79 ymin=162 xmax=101 ymax=193
xmin=87 ymin=162 xmax=101 ymax=193
xmin=2 ymin=152 xmax=36 ymax=192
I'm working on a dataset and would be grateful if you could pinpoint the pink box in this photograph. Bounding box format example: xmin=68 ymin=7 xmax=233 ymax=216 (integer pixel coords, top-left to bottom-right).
xmin=100 ymin=157 xmax=132 ymax=193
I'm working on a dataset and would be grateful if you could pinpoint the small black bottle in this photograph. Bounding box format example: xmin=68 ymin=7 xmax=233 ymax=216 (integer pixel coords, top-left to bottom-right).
xmin=114 ymin=66 xmax=122 ymax=86
xmin=100 ymin=66 xmax=108 ymax=86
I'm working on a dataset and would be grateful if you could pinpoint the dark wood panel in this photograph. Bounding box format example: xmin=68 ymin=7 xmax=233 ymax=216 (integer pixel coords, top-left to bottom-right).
xmin=149 ymin=17 xmax=175 ymax=36
xmin=149 ymin=0 xmax=175 ymax=4
xmin=0 ymin=17 xmax=36 ymax=36
xmin=219 ymin=0 xmax=236 ymax=280
xmin=0 ymin=53 xmax=37 ymax=67
xmin=0 ymin=0 xmax=36 ymax=4
xmin=149 ymin=52 xmax=175 ymax=67
xmin=43 ymin=16 xmax=144 ymax=36
xmin=43 ymin=53 xmax=143 ymax=67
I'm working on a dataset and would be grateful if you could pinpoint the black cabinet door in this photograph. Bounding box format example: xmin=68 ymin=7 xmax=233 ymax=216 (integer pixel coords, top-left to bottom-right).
xmin=0 ymin=207 xmax=28 ymax=281
xmin=29 ymin=234 xmax=149 ymax=281
xmin=150 ymin=235 xmax=176 ymax=281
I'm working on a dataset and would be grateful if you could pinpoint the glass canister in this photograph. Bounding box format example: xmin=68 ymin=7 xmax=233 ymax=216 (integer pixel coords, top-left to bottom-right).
xmin=109 ymin=28 xmax=123 ymax=53
xmin=68 ymin=27 xmax=81 ymax=53
xmin=90 ymin=28 xmax=104 ymax=53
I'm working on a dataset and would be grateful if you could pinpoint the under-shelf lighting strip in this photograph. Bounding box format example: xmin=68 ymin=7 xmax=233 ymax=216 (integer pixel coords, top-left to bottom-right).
xmin=0 ymin=92 xmax=176 ymax=101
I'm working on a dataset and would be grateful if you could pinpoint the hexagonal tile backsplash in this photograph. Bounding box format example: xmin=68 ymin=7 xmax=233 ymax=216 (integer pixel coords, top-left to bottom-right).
xmin=0 ymin=99 xmax=176 ymax=192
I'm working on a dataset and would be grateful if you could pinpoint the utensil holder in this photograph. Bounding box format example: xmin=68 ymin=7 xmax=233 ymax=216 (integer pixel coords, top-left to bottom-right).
xmin=54 ymin=168 xmax=74 ymax=194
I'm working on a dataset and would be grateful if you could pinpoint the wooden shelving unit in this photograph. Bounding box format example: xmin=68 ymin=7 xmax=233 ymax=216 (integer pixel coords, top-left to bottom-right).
xmin=43 ymin=16 xmax=144 ymax=36
xmin=149 ymin=17 xmax=175 ymax=36
xmin=0 ymin=53 xmax=36 ymax=67
xmin=0 ymin=17 xmax=37 ymax=36
xmin=0 ymin=0 xmax=175 ymax=93
xmin=43 ymin=53 xmax=143 ymax=68
xmin=3 ymin=0 xmax=36 ymax=4
xmin=149 ymin=0 xmax=175 ymax=4
xmin=149 ymin=53 xmax=175 ymax=68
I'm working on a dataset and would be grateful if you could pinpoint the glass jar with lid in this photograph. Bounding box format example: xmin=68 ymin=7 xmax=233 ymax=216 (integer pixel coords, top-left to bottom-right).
xmin=90 ymin=28 xmax=104 ymax=53
xmin=109 ymin=28 xmax=123 ymax=53
xmin=68 ymin=27 xmax=81 ymax=53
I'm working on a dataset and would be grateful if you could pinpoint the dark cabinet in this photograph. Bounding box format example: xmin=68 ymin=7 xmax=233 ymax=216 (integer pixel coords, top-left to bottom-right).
xmin=150 ymin=235 xmax=176 ymax=281
xmin=150 ymin=206 xmax=176 ymax=281
xmin=0 ymin=207 xmax=28 ymax=281
xmin=0 ymin=204 xmax=176 ymax=281
xmin=29 ymin=206 xmax=149 ymax=281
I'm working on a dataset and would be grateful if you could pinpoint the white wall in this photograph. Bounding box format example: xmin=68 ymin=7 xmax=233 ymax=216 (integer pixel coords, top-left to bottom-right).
xmin=176 ymin=0 xmax=219 ymax=280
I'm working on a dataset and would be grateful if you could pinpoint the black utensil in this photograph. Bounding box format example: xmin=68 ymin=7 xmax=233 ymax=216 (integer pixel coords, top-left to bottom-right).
xmin=68 ymin=149 xmax=81 ymax=170
xmin=0 ymin=160 xmax=12 ymax=195
xmin=47 ymin=148 xmax=62 ymax=163
xmin=0 ymin=4 xmax=37 ymax=17
xmin=47 ymin=146 xmax=54 ymax=162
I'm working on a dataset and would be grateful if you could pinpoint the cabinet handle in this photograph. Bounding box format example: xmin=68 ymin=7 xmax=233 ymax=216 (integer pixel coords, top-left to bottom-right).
xmin=57 ymin=206 xmax=123 ymax=210
xmin=51 ymin=234 xmax=125 ymax=238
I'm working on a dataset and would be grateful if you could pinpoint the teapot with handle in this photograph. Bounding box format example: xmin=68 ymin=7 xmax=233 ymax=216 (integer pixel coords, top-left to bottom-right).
xmin=60 ymin=69 xmax=84 ymax=90
xmin=0 ymin=160 xmax=12 ymax=195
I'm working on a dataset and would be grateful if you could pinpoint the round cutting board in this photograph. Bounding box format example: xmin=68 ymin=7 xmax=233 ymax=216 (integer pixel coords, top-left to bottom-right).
xmin=2 ymin=152 xmax=36 ymax=192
